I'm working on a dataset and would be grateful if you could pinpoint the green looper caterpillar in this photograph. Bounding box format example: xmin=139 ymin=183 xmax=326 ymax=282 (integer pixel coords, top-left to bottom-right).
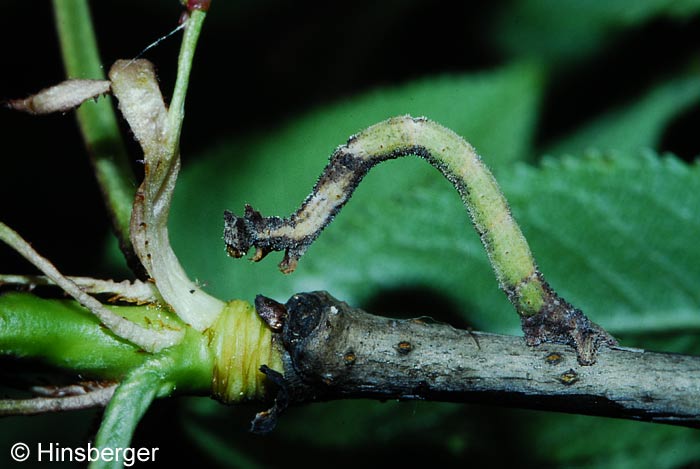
xmin=224 ymin=116 xmax=616 ymax=364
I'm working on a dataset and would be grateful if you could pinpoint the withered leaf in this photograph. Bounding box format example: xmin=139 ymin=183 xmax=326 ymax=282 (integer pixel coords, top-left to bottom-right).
xmin=7 ymin=79 xmax=111 ymax=114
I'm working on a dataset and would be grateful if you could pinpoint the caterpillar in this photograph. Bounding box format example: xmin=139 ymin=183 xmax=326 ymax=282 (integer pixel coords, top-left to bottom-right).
xmin=224 ymin=115 xmax=616 ymax=364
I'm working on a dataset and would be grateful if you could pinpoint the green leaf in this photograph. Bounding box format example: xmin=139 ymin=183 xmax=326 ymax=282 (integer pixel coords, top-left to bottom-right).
xmin=182 ymin=417 xmax=263 ymax=469
xmin=170 ymin=64 xmax=542 ymax=308
xmin=491 ymin=0 xmax=700 ymax=65
xmin=169 ymin=67 xmax=700 ymax=464
xmin=277 ymin=400 xmax=458 ymax=448
xmin=544 ymin=75 xmax=700 ymax=156
xmin=183 ymin=398 xmax=504 ymax=464
xmin=510 ymin=151 xmax=700 ymax=336
xmin=528 ymin=412 xmax=700 ymax=468
xmin=92 ymin=357 xmax=175 ymax=469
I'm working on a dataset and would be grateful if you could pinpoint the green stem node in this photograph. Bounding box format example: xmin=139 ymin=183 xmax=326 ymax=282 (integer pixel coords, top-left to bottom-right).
xmin=209 ymin=300 xmax=284 ymax=403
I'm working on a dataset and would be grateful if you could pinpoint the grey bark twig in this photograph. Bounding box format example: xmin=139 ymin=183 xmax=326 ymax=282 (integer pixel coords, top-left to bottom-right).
xmin=254 ymin=291 xmax=700 ymax=431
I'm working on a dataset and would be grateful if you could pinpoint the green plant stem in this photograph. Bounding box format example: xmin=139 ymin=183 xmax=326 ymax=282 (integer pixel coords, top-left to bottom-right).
xmin=53 ymin=0 xmax=136 ymax=260
xmin=0 ymin=293 xmax=147 ymax=378
xmin=165 ymin=9 xmax=208 ymax=154
xmin=0 ymin=292 xmax=283 ymax=400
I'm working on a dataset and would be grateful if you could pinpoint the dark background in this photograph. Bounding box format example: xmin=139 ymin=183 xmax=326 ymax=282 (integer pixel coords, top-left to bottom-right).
xmin=3 ymin=1 xmax=699 ymax=278
xmin=2 ymin=1 xmax=700 ymax=467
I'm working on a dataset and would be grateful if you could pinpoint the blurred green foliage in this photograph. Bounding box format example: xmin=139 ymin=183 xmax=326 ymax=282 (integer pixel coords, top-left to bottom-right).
xmin=493 ymin=0 xmax=700 ymax=65
xmin=167 ymin=1 xmax=700 ymax=466
xmin=3 ymin=0 xmax=700 ymax=467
